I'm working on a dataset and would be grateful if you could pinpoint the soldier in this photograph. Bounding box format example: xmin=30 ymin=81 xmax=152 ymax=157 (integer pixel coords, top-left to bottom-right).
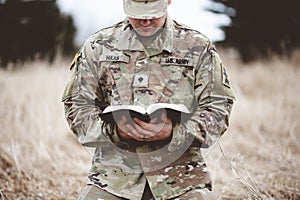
xmin=62 ymin=0 xmax=235 ymax=199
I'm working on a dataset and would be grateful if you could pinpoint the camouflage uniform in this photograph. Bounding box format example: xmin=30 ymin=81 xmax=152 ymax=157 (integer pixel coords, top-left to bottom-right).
xmin=62 ymin=16 xmax=235 ymax=200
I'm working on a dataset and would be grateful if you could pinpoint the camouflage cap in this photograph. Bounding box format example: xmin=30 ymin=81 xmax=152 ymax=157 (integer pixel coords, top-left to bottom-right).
xmin=123 ymin=0 xmax=168 ymax=19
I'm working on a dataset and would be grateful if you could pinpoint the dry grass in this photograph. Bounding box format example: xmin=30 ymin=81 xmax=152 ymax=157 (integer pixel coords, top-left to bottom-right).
xmin=0 ymin=52 xmax=299 ymax=199
xmin=0 ymin=59 xmax=90 ymax=199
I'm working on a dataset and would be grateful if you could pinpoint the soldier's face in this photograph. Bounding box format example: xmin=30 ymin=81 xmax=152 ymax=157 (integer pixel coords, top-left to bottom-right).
xmin=128 ymin=14 xmax=167 ymax=37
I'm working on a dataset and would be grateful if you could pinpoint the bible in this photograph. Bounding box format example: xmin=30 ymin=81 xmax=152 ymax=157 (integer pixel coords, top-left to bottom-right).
xmin=100 ymin=103 xmax=191 ymax=123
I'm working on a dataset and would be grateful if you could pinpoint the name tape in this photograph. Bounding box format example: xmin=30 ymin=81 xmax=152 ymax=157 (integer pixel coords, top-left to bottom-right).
xmin=160 ymin=57 xmax=193 ymax=66
xmin=100 ymin=54 xmax=130 ymax=63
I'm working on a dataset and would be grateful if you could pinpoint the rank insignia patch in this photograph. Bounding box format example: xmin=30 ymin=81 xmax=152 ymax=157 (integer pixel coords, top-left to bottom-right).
xmin=133 ymin=74 xmax=149 ymax=88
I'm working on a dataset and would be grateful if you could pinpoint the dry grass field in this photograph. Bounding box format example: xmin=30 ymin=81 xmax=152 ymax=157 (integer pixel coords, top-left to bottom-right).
xmin=0 ymin=51 xmax=299 ymax=200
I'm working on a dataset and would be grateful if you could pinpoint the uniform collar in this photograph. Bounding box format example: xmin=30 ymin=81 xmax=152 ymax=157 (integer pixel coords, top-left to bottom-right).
xmin=117 ymin=16 xmax=174 ymax=57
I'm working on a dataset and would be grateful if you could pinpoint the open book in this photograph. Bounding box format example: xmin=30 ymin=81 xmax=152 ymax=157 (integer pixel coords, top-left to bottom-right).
xmin=100 ymin=103 xmax=191 ymax=123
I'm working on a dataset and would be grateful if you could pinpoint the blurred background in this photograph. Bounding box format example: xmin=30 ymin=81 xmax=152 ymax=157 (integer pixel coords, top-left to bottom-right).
xmin=0 ymin=0 xmax=299 ymax=199
xmin=1 ymin=0 xmax=300 ymax=66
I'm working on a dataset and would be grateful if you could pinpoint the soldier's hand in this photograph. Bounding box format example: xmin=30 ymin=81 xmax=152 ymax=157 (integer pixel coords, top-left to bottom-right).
xmin=117 ymin=115 xmax=144 ymax=141
xmin=116 ymin=112 xmax=173 ymax=141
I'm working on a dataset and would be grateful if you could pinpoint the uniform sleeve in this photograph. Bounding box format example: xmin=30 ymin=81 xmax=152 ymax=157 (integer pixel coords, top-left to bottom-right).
xmin=169 ymin=43 xmax=235 ymax=150
xmin=190 ymin=43 xmax=235 ymax=147
xmin=62 ymin=39 xmax=119 ymax=147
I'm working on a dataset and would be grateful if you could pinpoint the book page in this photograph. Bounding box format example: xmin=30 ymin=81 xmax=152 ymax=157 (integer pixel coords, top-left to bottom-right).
xmin=146 ymin=103 xmax=191 ymax=114
xmin=101 ymin=103 xmax=191 ymax=123
xmin=102 ymin=105 xmax=147 ymax=115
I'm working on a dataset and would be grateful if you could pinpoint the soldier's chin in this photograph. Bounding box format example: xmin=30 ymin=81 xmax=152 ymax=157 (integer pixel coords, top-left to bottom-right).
xmin=137 ymin=28 xmax=157 ymax=37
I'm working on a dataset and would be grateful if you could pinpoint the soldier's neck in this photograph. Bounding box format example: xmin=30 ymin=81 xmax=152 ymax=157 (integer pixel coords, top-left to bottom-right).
xmin=136 ymin=29 xmax=163 ymax=47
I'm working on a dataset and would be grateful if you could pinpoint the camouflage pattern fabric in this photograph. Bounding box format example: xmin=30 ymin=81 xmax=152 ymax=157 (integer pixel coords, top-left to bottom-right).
xmin=79 ymin=185 xmax=127 ymax=200
xmin=78 ymin=183 xmax=212 ymax=200
xmin=62 ymin=16 xmax=235 ymax=200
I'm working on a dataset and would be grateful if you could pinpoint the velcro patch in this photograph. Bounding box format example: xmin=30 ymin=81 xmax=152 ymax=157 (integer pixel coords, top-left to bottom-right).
xmin=160 ymin=57 xmax=194 ymax=67
xmin=132 ymin=74 xmax=149 ymax=88
xmin=100 ymin=54 xmax=130 ymax=63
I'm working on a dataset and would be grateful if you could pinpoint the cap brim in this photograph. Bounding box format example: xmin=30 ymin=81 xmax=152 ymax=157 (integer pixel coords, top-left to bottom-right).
xmin=124 ymin=0 xmax=168 ymax=19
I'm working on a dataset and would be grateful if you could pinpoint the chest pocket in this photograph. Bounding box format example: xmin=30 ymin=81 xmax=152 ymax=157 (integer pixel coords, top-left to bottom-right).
xmin=158 ymin=57 xmax=195 ymax=105
xmin=99 ymin=53 xmax=132 ymax=105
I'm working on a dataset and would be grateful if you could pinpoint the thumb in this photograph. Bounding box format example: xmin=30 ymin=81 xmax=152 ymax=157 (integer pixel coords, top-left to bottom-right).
xmin=160 ymin=111 xmax=167 ymax=122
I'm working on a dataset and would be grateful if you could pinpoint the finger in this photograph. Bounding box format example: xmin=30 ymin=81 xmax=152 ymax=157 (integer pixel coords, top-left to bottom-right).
xmin=160 ymin=112 xmax=167 ymax=122
xmin=133 ymin=117 xmax=162 ymax=130
xmin=117 ymin=116 xmax=129 ymax=134
xmin=117 ymin=115 xmax=127 ymax=126
xmin=124 ymin=124 xmax=145 ymax=140
xmin=149 ymin=117 xmax=158 ymax=124
xmin=142 ymin=132 xmax=164 ymax=141
xmin=117 ymin=124 xmax=134 ymax=139
xmin=142 ymin=119 xmax=173 ymax=141
xmin=141 ymin=129 xmax=170 ymax=141
xmin=133 ymin=117 xmax=156 ymax=128
xmin=118 ymin=117 xmax=152 ymax=141
xmin=133 ymin=122 xmax=158 ymax=138
xmin=118 ymin=128 xmax=131 ymax=139
xmin=133 ymin=118 xmax=163 ymax=136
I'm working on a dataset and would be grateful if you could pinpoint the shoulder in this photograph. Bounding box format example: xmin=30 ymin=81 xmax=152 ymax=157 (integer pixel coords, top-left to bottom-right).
xmin=172 ymin=19 xmax=211 ymax=48
xmin=84 ymin=20 xmax=125 ymax=45
xmin=80 ymin=20 xmax=126 ymax=54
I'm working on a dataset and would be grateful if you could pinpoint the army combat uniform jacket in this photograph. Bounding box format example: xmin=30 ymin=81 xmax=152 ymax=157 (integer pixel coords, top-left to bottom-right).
xmin=62 ymin=16 xmax=235 ymax=200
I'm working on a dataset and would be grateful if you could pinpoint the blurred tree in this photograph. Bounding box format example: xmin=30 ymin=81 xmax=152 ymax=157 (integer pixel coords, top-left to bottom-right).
xmin=0 ymin=0 xmax=76 ymax=67
xmin=208 ymin=0 xmax=300 ymax=62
